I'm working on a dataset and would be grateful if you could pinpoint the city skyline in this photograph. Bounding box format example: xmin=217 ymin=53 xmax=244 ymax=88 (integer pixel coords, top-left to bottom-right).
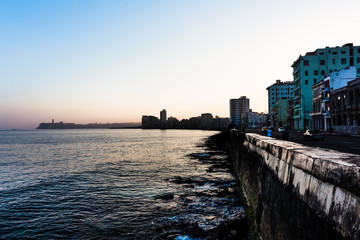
xmin=2 ymin=0 xmax=360 ymax=129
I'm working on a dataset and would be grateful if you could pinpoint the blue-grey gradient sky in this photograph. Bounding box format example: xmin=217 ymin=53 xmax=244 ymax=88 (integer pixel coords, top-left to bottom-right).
xmin=1 ymin=0 xmax=360 ymax=129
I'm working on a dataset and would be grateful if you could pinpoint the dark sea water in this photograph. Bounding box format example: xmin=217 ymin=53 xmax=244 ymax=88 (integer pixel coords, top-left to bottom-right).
xmin=0 ymin=129 xmax=246 ymax=240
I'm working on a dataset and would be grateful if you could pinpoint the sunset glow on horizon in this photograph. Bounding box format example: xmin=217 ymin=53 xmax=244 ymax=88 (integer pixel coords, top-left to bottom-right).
xmin=1 ymin=0 xmax=360 ymax=129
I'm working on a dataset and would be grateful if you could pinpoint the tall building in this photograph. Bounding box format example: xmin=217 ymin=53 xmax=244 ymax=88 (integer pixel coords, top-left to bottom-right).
xmin=160 ymin=109 xmax=167 ymax=128
xmin=229 ymin=96 xmax=250 ymax=127
xmin=291 ymin=43 xmax=360 ymax=130
xmin=266 ymin=80 xmax=294 ymax=114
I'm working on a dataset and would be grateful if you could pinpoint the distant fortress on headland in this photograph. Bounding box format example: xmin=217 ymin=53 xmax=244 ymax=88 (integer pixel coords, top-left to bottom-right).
xmin=37 ymin=119 xmax=141 ymax=129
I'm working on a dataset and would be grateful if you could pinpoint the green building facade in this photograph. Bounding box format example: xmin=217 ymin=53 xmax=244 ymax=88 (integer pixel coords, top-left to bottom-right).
xmin=291 ymin=43 xmax=360 ymax=130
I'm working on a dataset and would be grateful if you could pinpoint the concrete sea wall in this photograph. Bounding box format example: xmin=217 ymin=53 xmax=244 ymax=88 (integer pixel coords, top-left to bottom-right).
xmin=229 ymin=132 xmax=360 ymax=240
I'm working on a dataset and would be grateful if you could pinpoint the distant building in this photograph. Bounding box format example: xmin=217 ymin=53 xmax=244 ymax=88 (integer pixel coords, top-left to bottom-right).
xmin=214 ymin=116 xmax=230 ymax=130
xmin=241 ymin=110 xmax=260 ymax=128
xmin=266 ymin=80 xmax=294 ymax=115
xmin=230 ymin=96 xmax=250 ymax=127
xmin=160 ymin=109 xmax=167 ymax=128
xmin=291 ymin=43 xmax=360 ymax=130
xmin=188 ymin=117 xmax=201 ymax=129
xmin=200 ymin=113 xmax=213 ymax=129
xmin=142 ymin=115 xmax=160 ymax=129
xmin=258 ymin=113 xmax=269 ymax=128
xmin=166 ymin=117 xmax=179 ymax=128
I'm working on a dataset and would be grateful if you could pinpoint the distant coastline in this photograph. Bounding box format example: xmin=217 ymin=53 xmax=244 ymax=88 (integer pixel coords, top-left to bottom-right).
xmin=37 ymin=121 xmax=141 ymax=129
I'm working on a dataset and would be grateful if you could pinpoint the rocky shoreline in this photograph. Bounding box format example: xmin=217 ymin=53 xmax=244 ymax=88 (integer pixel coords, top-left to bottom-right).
xmin=151 ymin=131 xmax=250 ymax=240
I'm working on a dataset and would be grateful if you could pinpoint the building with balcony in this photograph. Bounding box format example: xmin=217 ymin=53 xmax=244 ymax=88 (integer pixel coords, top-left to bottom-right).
xmin=310 ymin=67 xmax=356 ymax=131
xmin=331 ymin=78 xmax=360 ymax=134
xmin=230 ymin=96 xmax=250 ymax=127
xmin=310 ymin=79 xmax=330 ymax=131
xmin=291 ymin=43 xmax=360 ymax=130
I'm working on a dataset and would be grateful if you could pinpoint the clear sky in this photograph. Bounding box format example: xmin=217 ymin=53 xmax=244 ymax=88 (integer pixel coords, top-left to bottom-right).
xmin=1 ymin=0 xmax=360 ymax=129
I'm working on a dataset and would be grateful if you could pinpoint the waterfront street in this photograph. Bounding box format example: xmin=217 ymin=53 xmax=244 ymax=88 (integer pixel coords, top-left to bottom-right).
xmin=246 ymin=129 xmax=360 ymax=155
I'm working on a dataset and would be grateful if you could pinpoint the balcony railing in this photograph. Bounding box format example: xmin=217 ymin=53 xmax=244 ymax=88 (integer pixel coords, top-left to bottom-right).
xmin=309 ymin=110 xmax=330 ymax=117
xmin=346 ymin=104 xmax=360 ymax=109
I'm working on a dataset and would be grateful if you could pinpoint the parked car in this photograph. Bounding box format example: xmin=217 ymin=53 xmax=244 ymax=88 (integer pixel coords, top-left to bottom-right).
xmin=278 ymin=127 xmax=286 ymax=132
xmin=303 ymin=129 xmax=324 ymax=140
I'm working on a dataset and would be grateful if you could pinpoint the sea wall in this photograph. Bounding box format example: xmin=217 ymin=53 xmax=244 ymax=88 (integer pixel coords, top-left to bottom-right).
xmin=229 ymin=131 xmax=360 ymax=240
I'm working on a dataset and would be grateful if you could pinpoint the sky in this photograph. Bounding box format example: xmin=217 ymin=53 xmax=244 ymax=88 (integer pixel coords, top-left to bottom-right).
xmin=1 ymin=0 xmax=360 ymax=129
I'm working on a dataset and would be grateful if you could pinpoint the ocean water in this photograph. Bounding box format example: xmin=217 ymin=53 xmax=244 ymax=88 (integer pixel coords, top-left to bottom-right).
xmin=0 ymin=129 xmax=246 ymax=239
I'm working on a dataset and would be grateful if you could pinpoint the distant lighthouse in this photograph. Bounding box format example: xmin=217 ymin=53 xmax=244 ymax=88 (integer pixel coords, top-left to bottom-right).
xmin=52 ymin=119 xmax=54 ymax=124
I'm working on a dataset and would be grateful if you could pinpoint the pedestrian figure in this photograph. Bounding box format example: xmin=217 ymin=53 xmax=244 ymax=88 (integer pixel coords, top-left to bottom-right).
xmin=267 ymin=128 xmax=272 ymax=137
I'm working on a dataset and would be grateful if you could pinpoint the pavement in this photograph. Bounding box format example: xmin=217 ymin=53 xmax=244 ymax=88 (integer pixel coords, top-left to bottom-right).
xmin=245 ymin=129 xmax=360 ymax=155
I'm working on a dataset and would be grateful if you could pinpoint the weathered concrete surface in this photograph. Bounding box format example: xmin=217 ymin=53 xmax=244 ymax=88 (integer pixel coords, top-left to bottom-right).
xmin=229 ymin=132 xmax=360 ymax=240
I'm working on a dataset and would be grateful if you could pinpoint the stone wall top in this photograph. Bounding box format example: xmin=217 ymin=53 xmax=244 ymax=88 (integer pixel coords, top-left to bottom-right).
xmin=245 ymin=133 xmax=360 ymax=198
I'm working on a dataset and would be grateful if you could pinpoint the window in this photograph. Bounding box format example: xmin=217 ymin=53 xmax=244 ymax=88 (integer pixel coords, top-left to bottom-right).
xmin=333 ymin=59 xmax=336 ymax=64
xmin=332 ymin=51 xmax=338 ymax=55
xmin=358 ymin=49 xmax=360 ymax=54
xmin=303 ymin=60 xmax=309 ymax=66
xmin=320 ymin=60 xmax=325 ymax=65
xmin=329 ymin=70 xmax=333 ymax=73
xmin=314 ymin=70 xmax=318 ymax=75
xmin=341 ymin=58 xmax=347 ymax=64
xmin=305 ymin=80 xmax=308 ymax=85
xmin=357 ymin=58 xmax=360 ymax=64
xmin=305 ymin=70 xmax=308 ymax=76
xmin=319 ymin=52 xmax=324 ymax=55
xmin=341 ymin=50 xmax=346 ymax=54
xmin=314 ymin=79 xmax=316 ymax=83
xmin=321 ymin=70 xmax=325 ymax=75
xmin=358 ymin=68 xmax=360 ymax=74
